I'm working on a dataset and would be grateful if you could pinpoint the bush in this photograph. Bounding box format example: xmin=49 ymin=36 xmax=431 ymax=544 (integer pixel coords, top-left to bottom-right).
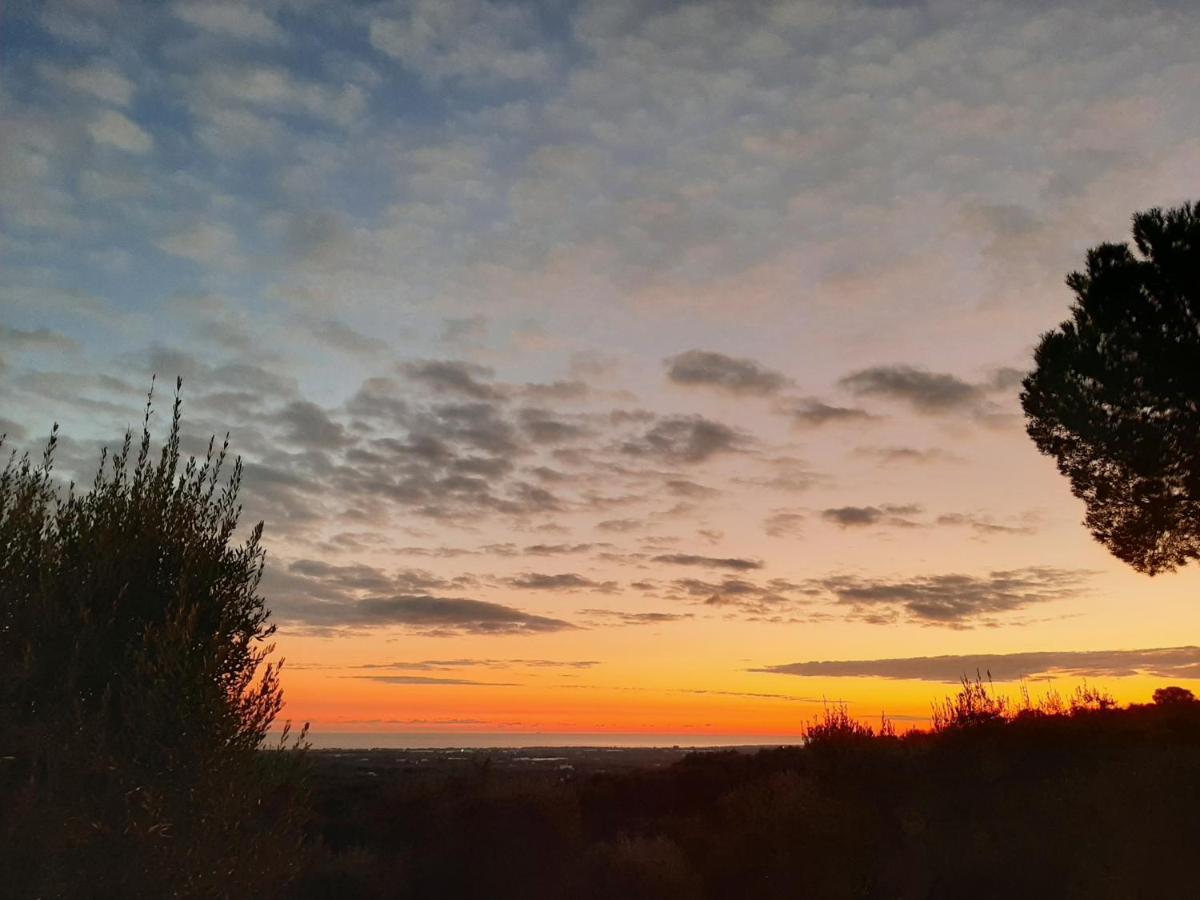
xmin=931 ymin=672 xmax=1008 ymax=732
xmin=0 ymin=382 xmax=308 ymax=898
xmin=803 ymin=702 xmax=878 ymax=746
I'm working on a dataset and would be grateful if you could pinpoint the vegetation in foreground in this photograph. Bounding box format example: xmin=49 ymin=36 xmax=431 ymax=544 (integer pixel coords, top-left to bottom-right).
xmin=0 ymin=385 xmax=307 ymax=899
xmin=294 ymin=682 xmax=1200 ymax=900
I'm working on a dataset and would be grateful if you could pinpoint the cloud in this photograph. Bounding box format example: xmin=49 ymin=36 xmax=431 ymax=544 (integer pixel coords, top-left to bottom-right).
xmin=665 ymin=349 xmax=790 ymax=396
xmin=369 ymin=0 xmax=553 ymax=85
xmin=264 ymin=558 xmax=575 ymax=634
xmin=735 ymin=456 xmax=822 ymax=493
xmin=343 ymin=658 xmax=599 ymax=671
xmin=838 ymin=365 xmax=1022 ymax=421
xmin=622 ymin=415 xmax=749 ymax=464
xmin=402 ymin=360 xmax=501 ymax=400
xmin=652 ymin=553 xmax=763 ymax=572
xmin=0 ymin=325 xmax=78 ymax=354
xmin=666 ymin=576 xmax=810 ymax=616
xmin=755 ymin=646 xmax=1200 ymax=684
xmin=821 ymin=504 xmax=922 ymax=528
xmin=88 ymin=110 xmax=153 ymax=154
xmin=517 ymin=407 xmax=589 ymax=445
xmin=175 ymin=2 xmax=284 ymax=43
xmin=506 ymin=572 xmax=617 ymax=592
xmin=296 ymin=317 xmax=387 ymax=354
xmin=664 ymin=479 xmax=719 ymax=499
xmin=521 ymin=543 xmax=604 ymax=556
xmin=764 ymin=510 xmax=805 ymax=538
xmin=810 ymin=567 xmax=1091 ymax=627
xmin=348 ymin=674 xmax=520 ymax=686
xmin=778 ymin=398 xmax=876 ymax=427
xmin=579 ymin=609 xmax=693 ymax=626
xmin=839 ymin=365 xmax=982 ymax=413
xmin=279 ymin=592 xmax=575 ymax=634
xmin=935 ymin=513 xmax=1036 ymax=536
xmin=853 ymin=446 xmax=964 ymax=466
xmin=0 ymin=418 xmax=27 ymax=441
xmin=156 ymin=223 xmax=238 ymax=265
xmin=275 ymin=400 xmax=350 ymax=448
xmin=42 ymin=62 xmax=135 ymax=106
xmin=191 ymin=64 xmax=365 ymax=129
xmin=596 ymin=518 xmax=642 ymax=533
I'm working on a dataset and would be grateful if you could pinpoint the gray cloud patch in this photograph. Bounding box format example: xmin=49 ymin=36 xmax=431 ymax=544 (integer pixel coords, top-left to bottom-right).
xmin=622 ymin=415 xmax=749 ymax=464
xmin=839 ymin=365 xmax=1021 ymax=419
xmin=348 ymin=674 xmax=521 ymax=686
xmin=264 ymin=558 xmax=574 ymax=634
xmin=665 ymin=349 xmax=790 ymax=396
xmin=579 ymin=609 xmax=693 ymax=626
xmin=276 ymin=400 xmax=350 ymax=448
xmin=854 ymin=446 xmax=964 ymax=466
xmin=839 ymin=365 xmax=982 ymax=413
xmin=282 ymin=593 xmax=575 ymax=634
xmin=402 ymin=360 xmax=501 ymax=400
xmin=764 ymin=511 xmax=805 ymax=538
xmin=506 ymin=572 xmax=617 ymax=592
xmin=755 ymin=646 xmax=1200 ymax=684
xmin=821 ymin=505 xmax=921 ymax=528
xmin=665 ymin=576 xmax=812 ymax=617
xmin=779 ymin=398 xmax=876 ymax=427
xmin=652 ymin=553 xmax=763 ymax=571
xmin=298 ymin=317 xmax=387 ymax=355
xmin=812 ymin=567 xmax=1091 ymax=627
xmin=340 ymin=658 xmax=598 ymax=671
xmin=0 ymin=325 xmax=79 ymax=354
xmin=935 ymin=513 xmax=1036 ymax=536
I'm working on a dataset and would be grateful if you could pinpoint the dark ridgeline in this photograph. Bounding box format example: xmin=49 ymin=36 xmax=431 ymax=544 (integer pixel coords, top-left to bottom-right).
xmin=292 ymin=683 xmax=1200 ymax=899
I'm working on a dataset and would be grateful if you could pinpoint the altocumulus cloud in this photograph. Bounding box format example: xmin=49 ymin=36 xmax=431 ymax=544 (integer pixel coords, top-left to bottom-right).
xmin=838 ymin=365 xmax=1017 ymax=417
xmin=622 ymin=415 xmax=750 ymax=465
xmin=811 ymin=567 xmax=1091 ymax=627
xmin=652 ymin=553 xmax=764 ymax=572
xmin=279 ymin=593 xmax=575 ymax=635
xmin=263 ymin=558 xmax=574 ymax=635
xmin=665 ymin=350 xmax=791 ymax=396
xmin=755 ymin=647 xmax=1200 ymax=683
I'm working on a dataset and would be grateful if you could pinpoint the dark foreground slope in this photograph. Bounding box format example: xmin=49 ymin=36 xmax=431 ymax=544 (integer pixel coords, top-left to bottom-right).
xmin=292 ymin=695 xmax=1200 ymax=900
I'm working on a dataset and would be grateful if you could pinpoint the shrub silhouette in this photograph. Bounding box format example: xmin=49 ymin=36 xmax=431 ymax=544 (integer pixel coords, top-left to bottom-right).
xmin=1153 ymin=685 xmax=1198 ymax=705
xmin=0 ymin=381 xmax=308 ymax=898
xmin=930 ymin=672 xmax=1008 ymax=731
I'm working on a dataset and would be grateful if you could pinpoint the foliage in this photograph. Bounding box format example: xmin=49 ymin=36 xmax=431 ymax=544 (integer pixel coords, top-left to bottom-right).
xmin=1021 ymin=201 xmax=1200 ymax=574
xmin=294 ymin=688 xmax=1200 ymax=899
xmin=804 ymin=701 xmax=883 ymax=745
xmin=1153 ymin=685 xmax=1198 ymax=706
xmin=0 ymin=381 xmax=308 ymax=898
xmin=930 ymin=672 xmax=1008 ymax=732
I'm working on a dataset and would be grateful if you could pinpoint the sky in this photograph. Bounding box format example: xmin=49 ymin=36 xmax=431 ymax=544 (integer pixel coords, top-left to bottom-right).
xmin=3 ymin=0 xmax=1200 ymax=740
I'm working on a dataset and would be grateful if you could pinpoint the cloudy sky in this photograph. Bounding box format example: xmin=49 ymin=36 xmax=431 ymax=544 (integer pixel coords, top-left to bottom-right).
xmin=4 ymin=0 xmax=1200 ymax=737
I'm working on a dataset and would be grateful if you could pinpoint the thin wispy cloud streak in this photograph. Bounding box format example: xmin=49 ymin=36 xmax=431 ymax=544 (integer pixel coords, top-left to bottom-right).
xmin=757 ymin=647 xmax=1200 ymax=684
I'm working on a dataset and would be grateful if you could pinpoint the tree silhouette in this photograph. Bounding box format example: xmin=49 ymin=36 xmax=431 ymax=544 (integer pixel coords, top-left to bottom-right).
xmin=0 ymin=381 xmax=307 ymax=897
xmin=1152 ymin=686 xmax=1198 ymax=706
xmin=1021 ymin=202 xmax=1200 ymax=574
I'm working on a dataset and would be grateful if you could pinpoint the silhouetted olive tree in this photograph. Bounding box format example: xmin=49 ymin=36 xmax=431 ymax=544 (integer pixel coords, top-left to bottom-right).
xmin=0 ymin=381 xmax=307 ymax=898
xmin=1021 ymin=202 xmax=1200 ymax=574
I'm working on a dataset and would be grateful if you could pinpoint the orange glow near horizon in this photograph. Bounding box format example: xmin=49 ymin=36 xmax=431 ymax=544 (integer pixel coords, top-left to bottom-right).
xmin=277 ymin=652 xmax=1200 ymax=738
